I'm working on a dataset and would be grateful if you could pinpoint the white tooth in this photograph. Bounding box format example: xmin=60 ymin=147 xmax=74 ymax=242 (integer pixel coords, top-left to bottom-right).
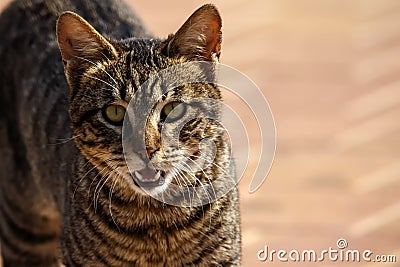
xmin=154 ymin=171 xmax=161 ymax=180
xmin=134 ymin=171 xmax=142 ymax=179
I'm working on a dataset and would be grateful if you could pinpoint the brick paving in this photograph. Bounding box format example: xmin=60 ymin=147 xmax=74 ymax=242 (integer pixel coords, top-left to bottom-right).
xmin=1 ymin=0 xmax=400 ymax=266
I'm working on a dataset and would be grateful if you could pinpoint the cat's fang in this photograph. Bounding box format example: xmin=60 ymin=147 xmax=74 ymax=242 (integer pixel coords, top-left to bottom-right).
xmin=134 ymin=171 xmax=143 ymax=180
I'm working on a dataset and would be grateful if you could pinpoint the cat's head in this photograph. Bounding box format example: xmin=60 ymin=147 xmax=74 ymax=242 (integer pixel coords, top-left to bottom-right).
xmin=56 ymin=5 xmax=229 ymax=202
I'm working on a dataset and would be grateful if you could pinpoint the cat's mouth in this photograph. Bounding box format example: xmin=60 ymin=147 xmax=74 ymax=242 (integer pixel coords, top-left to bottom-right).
xmin=131 ymin=167 xmax=166 ymax=189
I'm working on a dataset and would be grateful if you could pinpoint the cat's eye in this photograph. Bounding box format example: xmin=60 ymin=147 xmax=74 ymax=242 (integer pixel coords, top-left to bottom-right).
xmin=161 ymin=101 xmax=186 ymax=122
xmin=103 ymin=105 xmax=126 ymax=125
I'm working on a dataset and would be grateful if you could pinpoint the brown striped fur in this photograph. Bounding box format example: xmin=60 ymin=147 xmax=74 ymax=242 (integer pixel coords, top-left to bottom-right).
xmin=0 ymin=0 xmax=241 ymax=266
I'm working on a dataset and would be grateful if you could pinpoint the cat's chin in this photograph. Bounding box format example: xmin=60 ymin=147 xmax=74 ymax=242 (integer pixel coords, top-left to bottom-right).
xmin=133 ymin=180 xmax=171 ymax=197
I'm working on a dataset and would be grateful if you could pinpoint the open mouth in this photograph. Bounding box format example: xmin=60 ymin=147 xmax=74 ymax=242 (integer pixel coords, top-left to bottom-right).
xmin=132 ymin=167 xmax=166 ymax=189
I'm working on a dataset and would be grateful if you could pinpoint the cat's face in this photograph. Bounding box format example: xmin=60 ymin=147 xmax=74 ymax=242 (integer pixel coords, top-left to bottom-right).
xmin=57 ymin=5 xmax=227 ymax=198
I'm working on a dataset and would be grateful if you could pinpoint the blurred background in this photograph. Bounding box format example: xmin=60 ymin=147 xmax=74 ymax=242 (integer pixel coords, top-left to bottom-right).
xmin=1 ymin=0 xmax=400 ymax=266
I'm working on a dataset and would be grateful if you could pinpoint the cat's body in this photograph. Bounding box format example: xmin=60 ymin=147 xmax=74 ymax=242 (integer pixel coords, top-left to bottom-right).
xmin=0 ymin=0 xmax=240 ymax=266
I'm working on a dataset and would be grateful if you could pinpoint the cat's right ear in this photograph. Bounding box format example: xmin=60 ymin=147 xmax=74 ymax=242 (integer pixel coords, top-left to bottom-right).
xmin=56 ymin=12 xmax=118 ymax=72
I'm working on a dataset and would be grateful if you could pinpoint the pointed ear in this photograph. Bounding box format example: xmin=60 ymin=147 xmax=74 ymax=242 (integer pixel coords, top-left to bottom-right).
xmin=161 ymin=4 xmax=222 ymax=62
xmin=56 ymin=11 xmax=118 ymax=66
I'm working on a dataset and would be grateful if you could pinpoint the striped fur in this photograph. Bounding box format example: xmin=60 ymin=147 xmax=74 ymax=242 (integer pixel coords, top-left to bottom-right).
xmin=0 ymin=0 xmax=241 ymax=266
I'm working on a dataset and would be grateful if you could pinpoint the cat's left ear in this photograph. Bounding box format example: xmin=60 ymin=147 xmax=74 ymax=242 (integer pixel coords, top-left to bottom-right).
xmin=56 ymin=12 xmax=118 ymax=67
xmin=161 ymin=4 xmax=222 ymax=62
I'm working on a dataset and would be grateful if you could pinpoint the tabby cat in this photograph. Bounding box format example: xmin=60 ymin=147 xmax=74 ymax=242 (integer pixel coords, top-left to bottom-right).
xmin=0 ymin=0 xmax=241 ymax=266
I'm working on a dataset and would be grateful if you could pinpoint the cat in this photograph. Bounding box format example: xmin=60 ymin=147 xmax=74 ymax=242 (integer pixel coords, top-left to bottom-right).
xmin=0 ymin=0 xmax=241 ymax=266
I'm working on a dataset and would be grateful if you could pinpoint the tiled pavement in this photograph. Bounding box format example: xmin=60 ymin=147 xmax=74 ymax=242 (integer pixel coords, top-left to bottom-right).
xmin=1 ymin=0 xmax=400 ymax=266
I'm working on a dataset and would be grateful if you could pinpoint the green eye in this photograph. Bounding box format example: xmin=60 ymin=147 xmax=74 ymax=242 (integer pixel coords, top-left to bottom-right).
xmin=104 ymin=105 xmax=126 ymax=125
xmin=161 ymin=101 xmax=186 ymax=122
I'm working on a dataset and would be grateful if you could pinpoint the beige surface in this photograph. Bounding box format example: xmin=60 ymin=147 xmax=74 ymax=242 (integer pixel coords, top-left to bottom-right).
xmin=1 ymin=0 xmax=400 ymax=266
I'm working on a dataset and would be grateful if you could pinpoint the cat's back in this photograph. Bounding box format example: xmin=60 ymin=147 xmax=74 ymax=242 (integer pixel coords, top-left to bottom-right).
xmin=0 ymin=0 xmax=149 ymax=46
xmin=0 ymin=0 xmax=148 ymax=87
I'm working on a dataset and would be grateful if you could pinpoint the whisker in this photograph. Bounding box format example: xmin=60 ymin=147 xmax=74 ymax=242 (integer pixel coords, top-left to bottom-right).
xmin=93 ymin=170 xmax=112 ymax=211
xmin=85 ymin=157 xmax=120 ymax=209
xmin=176 ymin=169 xmax=194 ymax=208
xmin=184 ymin=157 xmax=217 ymax=201
xmin=73 ymin=163 xmax=99 ymax=200
xmin=109 ymin=174 xmax=122 ymax=232
xmin=48 ymin=135 xmax=81 ymax=145
xmin=171 ymin=168 xmax=189 ymax=205
xmin=93 ymin=159 xmax=121 ymax=210
xmin=76 ymin=55 xmax=120 ymax=88
xmin=99 ymin=51 xmax=125 ymax=87
xmin=73 ymin=152 xmax=118 ymax=200
xmin=189 ymin=156 xmax=231 ymax=224
xmin=176 ymin=162 xmax=212 ymax=208
xmin=178 ymin=162 xmax=208 ymax=225
xmin=83 ymin=73 xmax=120 ymax=92
xmin=191 ymin=154 xmax=237 ymax=185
